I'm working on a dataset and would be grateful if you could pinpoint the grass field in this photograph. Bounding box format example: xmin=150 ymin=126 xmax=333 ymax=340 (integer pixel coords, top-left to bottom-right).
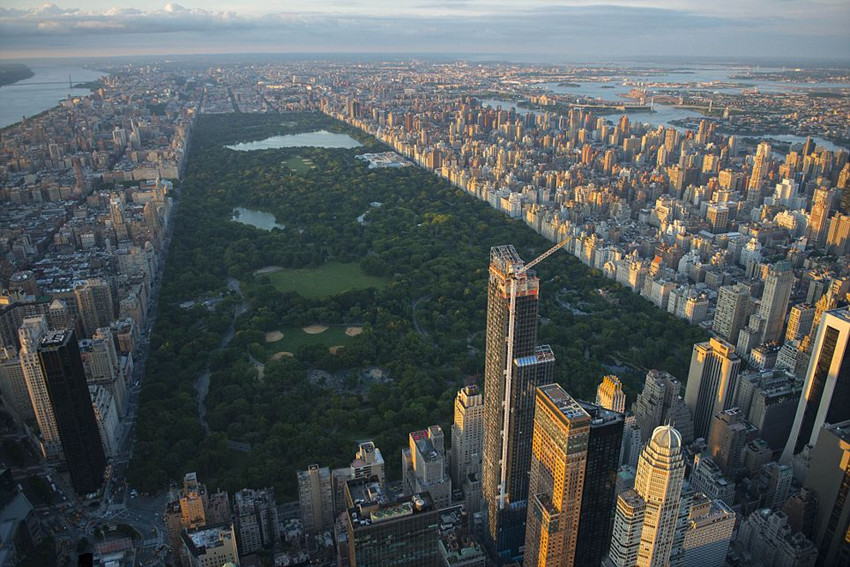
xmin=264 ymin=325 xmax=353 ymax=358
xmin=283 ymin=155 xmax=314 ymax=174
xmin=263 ymin=261 xmax=387 ymax=299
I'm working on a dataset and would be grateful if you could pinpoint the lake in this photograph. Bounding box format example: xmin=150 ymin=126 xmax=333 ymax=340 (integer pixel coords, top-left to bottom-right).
xmin=226 ymin=130 xmax=362 ymax=151
xmin=0 ymin=64 xmax=105 ymax=128
xmin=232 ymin=207 xmax=284 ymax=230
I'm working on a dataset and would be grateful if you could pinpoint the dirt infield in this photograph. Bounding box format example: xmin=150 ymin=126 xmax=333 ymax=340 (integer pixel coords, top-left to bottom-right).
xmin=345 ymin=326 xmax=364 ymax=336
xmin=265 ymin=330 xmax=284 ymax=342
xmin=302 ymin=324 xmax=329 ymax=334
xmin=270 ymin=351 xmax=294 ymax=361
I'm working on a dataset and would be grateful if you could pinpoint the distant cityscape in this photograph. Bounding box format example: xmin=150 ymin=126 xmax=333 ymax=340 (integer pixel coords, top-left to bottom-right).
xmin=0 ymin=56 xmax=849 ymax=567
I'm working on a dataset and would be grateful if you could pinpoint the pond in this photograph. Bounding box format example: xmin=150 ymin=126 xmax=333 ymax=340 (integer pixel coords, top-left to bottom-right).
xmin=225 ymin=129 xmax=362 ymax=151
xmin=231 ymin=207 xmax=284 ymax=230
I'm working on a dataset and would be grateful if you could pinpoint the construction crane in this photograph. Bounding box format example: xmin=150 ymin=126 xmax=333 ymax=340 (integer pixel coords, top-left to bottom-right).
xmin=498 ymin=237 xmax=568 ymax=509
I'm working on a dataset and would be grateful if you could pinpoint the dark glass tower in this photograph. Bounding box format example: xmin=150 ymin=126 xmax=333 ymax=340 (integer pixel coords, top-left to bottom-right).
xmin=482 ymin=245 xmax=554 ymax=563
xmin=575 ymin=400 xmax=625 ymax=566
xmin=39 ymin=329 xmax=106 ymax=494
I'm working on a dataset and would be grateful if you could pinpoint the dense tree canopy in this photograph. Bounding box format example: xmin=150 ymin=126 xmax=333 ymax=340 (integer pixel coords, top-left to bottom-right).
xmin=128 ymin=112 xmax=707 ymax=499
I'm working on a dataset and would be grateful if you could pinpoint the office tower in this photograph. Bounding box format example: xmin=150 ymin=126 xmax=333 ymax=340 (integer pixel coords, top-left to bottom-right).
xmin=482 ymin=245 xmax=555 ymax=561
xmin=597 ymin=375 xmax=626 ymax=413
xmin=712 ymin=283 xmax=751 ymax=345
xmin=685 ymin=338 xmax=741 ymax=440
xmin=605 ymin=489 xmax=646 ymax=567
xmin=0 ymin=350 xmax=34 ymax=422
xmin=734 ymin=509 xmax=818 ymax=567
xmin=783 ymin=488 xmax=819 ymax=538
xmin=233 ymin=488 xmax=278 ymax=554
xmin=633 ymin=370 xmax=694 ymax=444
xmin=179 ymin=472 xmax=209 ymax=530
xmin=451 ymin=384 xmax=484 ymax=513
xmin=522 ymin=385 xmax=590 ymax=567
xmin=18 ymin=317 xmax=62 ymax=458
xmin=37 ymin=329 xmax=106 ymax=494
xmin=748 ymin=141 xmax=771 ymax=193
xmin=783 ymin=308 xmax=850 ymax=462
xmin=73 ymin=279 xmax=115 ymax=338
xmin=180 ymin=524 xmax=239 ymax=567
xmin=707 ymin=408 xmax=758 ymax=478
xmin=679 ymin=494 xmax=735 ymax=567
xmin=803 ymin=420 xmax=850 ymax=566
xmin=80 ymin=327 xmax=127 ymax=416
xmin=759 ymin=262 xmax=795 ymax=344
xmin=827 ymin=213 xmax=850 ymax=256
xmin=345 ymin=479 xmax=439 ymax=567
xmin=742 ymin=438 xmax=774 ymax=475
xmin=575 ymin=400 xmax=625 ymax=566
xmin=606 ymin=426 xmax=686 ymax=567
xmin=761 ymin=461 xmax=793 ymax=512
xmin=297 ymin=464 xmax=335 ymax=532
xmin=787 ymin=304 xmax=816 ymax=343
xmin=403 ymin=425 xmax=451 ymax=509
xmin=706 ymin=204 xmax=729 ymax=233
xmin=743 ymin=372 xmax=802 ymax=452
xmin=690 ymin=453 xmax=736 ymax=507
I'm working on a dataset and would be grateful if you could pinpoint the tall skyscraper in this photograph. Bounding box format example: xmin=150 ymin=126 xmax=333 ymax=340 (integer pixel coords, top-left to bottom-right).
xmin=787 ymin=304 xmax=816 ymax=343
xmin=482 ymin=245 xmax=555 ymax=562
xmin=523 ymin=384 xmax=590 ymax=567
xmin=758 ymin=262 xmax=795 ymax=344
xmin=18 ymin=317 xmax=62 ymax=458
xmin=679 ymin=494 xmax=735 ymax=567
xmin=450 ymin=385 xmax=484 ymax=513
xmin=685 ymin=338 xmax=741 ymax=440
xmin=596 ymin=375 xmax=626 ymax=413
xmin=706 ymin=407 xmax=758 ymax=478
xmin=783 ymin=308 xmax=850 ymax=462
xmin=803 ymin=420 xmax=850 ymax=566
xmin=605 ymin=426 xmax=686 ymax=567
xmin=297 ymin=464 xmax=335 ymax=532
xmin=37 ymin=328 xmax=106 ymax=494
xmin=575 ymin=401 xmax=625 ymax=566
xmin=233 ymin=488 xmax=278 ymax=554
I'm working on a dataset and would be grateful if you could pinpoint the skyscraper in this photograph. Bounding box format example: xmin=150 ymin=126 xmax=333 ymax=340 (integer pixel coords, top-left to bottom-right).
xmin=37 ymin=328 xmax=106 ymax=494
xmin=297 ymin=464 xmax=335 ymax=533
xmin=523 ymin=384 xmax=590 ymax=567
xmin=18 ymin=317 xmax=62 ymax=459
xmin=633 ymin=426 xmax=686 ymax=567
xmin=402 ymin=425 xmax=451 ymax=509
xmin=605 ymin=426 xmax=686 ymax=567
xmin=685 ymin=338 xmax=741 ymax=440
xmin=632 ymin=370 xmax=694 ymax=444
xmin=596 ymin=375 xmax=626 ymax=413
xmin=758 ymin=262 xmax=795 ymax=344
xmin=233 ymin=488 xmax=278 ymax=554
xmin=712 ymin=283 xmax=751 ymax=346
xmin=451 ymin=385 xmax=484 ymax=514
xmin=706 ymin=407 xmax=758 ymax=478
xmin=783 ymin=308 xmax=850 ymax=462
xmin=803 ymin=420 xmax=850 ymax=566
xmin=73 ymin=278 xmax=115 ymax=339
xmin=482 ymin=245 xmax=555 ymax=562
xmin=575 ymin=401 xmax=625 ymax=567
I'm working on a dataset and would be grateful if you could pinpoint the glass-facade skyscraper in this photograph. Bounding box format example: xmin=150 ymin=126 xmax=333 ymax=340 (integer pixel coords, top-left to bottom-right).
xmin=482 ymin=245 xmax=554 ymax=562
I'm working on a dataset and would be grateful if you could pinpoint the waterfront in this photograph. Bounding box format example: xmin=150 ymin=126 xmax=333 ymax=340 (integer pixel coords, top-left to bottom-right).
xmin=0 ymin=64 xmax=105 ymax=128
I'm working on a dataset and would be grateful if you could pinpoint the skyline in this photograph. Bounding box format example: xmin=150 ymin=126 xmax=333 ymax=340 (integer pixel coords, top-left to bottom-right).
xmin=2 ymin=1 xmax=850 ymax=60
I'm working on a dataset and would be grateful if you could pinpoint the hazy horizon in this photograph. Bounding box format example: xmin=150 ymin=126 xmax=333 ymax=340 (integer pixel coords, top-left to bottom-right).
xmin=1 ymin=1 xmax=849 ymax=61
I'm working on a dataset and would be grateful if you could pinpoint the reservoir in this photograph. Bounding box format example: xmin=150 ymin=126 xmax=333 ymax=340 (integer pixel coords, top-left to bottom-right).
xmin=226 ymin=130 xmax=362 ymax=151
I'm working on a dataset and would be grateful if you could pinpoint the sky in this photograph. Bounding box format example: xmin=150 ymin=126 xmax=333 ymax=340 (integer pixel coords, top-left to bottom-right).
xmin=1 ymin=1 xmax=849 ymax=61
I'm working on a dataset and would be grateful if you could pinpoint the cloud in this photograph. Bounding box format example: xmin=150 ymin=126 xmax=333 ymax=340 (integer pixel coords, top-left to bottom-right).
xmin=0 ymin=1 xmax=847 ymax=59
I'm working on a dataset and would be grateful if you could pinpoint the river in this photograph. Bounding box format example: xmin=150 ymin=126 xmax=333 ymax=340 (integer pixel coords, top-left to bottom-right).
xmin=0 ymin=63 xmax=105 ymax=128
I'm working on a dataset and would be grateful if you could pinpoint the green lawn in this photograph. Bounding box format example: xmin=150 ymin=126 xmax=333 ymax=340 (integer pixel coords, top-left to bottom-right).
xmin=283 ymin=155 xmax=314 ymax=174
xmin=263 ymin=261 xmax=387 ymax=298
xmin=264 ymin=325 xmax=354 ymax=357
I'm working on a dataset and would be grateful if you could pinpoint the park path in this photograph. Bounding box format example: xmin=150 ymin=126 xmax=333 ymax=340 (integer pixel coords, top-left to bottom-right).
xmin=194 ymin=278 xmax=250 ymax=436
